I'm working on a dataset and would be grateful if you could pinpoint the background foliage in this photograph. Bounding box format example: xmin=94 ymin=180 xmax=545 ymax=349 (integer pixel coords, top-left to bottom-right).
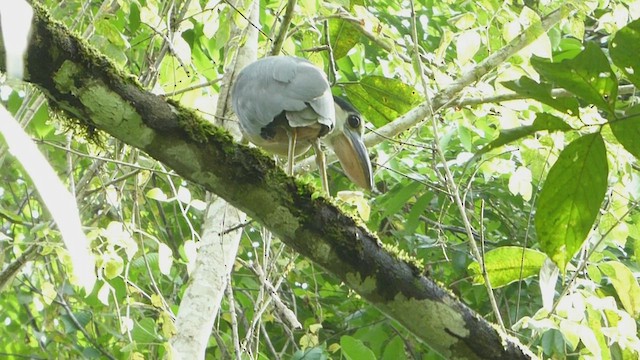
xmin=3 ymin=0 xmax=640 ymax=359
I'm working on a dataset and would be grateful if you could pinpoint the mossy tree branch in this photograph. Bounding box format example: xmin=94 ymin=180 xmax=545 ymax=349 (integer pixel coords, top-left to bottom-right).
xmin=0 ymin=4 xmax=535 ymax=359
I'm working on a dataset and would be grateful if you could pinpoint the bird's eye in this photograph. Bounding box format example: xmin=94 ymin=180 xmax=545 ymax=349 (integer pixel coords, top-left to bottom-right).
xmin=347 ymin=115 xmax=361 ymax=128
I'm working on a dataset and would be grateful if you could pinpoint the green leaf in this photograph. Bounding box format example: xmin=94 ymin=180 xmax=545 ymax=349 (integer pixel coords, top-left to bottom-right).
xmin=292 ymin=347 xmax=328 ymax=360
xmin=341 ymin=335 xmax=376 ymax=360
xmin=468 ymin=246 xmax=547 ymax=288
xmin=330 ymin=19 xmax=360 ymax=60
xmin=535 ymin=133 xmax=608 ymax=272
xmin=502 ymin=77 xmax=579 ymax=115
xmin=344 ymin=76 xmax=422 ymax=127
xmin=531 ymin=42 xmax=617 ymax=115
xmin=378 ymin=181 xmax=421 ymax=220
xmin=381 ymin=336 xmax=407 ymax=360
xmin=104 ymin=254 xmax=124 ymax=279
xmin=474 ymin=113 xmax=573 ymax=158
xmin=128 ymin=2 xmax=141 ymax=33
xmin=610 ymin=19 xmax=640 ymax=89
xmin=405 ymin=193 xmax=432 ymax=234
xmin=131 ymin=318 xmax=158 ymax=344
xmin=599 ymin=261 xmax=640 ymax=318
xmin=610 ymin=114 xmax=640 ymax=160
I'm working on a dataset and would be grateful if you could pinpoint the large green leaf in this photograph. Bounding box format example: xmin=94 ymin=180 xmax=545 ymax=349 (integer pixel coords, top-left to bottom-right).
xmin=535 ymin=133 xmax=608 ymax=272
xmin=330 ymin=19 xmax=360 ymax=60
xmin=468 ymin=246 xmax=547 ymax=288
xmin=610 ymin=114 xmax=640 ymax=160
xmin=599 ymin=261 xmax=640 ymax=318
xmin=502 ymin=77 xmax=579 ymax=115
xmin=474 ymin=113 xmax=573 ymax=158
xmin=610 ymin=19 xmax=640 ymax=89
xmin=531 ymin=43 xmax=617 ymax=116
xmin=344 ymin=76 xmax=422 ymax=127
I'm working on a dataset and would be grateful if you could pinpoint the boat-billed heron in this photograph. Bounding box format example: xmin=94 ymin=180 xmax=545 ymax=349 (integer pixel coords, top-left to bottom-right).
xmin=231 ymin=56 xmax=373 ymax=193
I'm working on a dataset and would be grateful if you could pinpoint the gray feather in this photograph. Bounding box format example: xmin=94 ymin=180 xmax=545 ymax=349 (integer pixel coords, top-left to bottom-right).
xmin=232 ymin=56 xmax=335 ymax=139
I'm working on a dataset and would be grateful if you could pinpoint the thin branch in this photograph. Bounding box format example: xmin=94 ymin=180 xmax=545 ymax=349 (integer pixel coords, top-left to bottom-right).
xmin=57 ymin=294 xmax=117 ymax=360
xmin=270 ymin=0 xmax=297 ymax=56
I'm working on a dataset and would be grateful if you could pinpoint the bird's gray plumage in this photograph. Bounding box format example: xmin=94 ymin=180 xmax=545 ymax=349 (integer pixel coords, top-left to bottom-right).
xmin=231 ymin=56 xmax=374 ymax=191
xmin=232 ymin=56 xmax=334 ymax=147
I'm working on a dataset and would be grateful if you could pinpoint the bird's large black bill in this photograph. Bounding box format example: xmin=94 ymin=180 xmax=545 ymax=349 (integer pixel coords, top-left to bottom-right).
xmin=331 ymin=128 xmax=374 ymax=190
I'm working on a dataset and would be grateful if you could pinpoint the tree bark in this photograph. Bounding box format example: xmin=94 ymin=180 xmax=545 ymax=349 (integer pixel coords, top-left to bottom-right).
xmin=2 ymin=4 xmax=538 ymax=359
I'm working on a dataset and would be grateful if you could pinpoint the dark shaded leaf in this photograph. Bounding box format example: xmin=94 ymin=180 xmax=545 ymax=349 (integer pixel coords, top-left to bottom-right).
xmin=330 ymin=19 xmax=360 ymax=60
xmin=610 ymin=18 xmax=640 ymax=89
xmin=531 ymin=43 xmax=617 ymax=116
xmin=378 ymin=181 xmax=422 ymax=220
xmin=405 ymin=193 xmax=432 ymax=234
xmin=535 ymin=133 xmax=608 ymax=272
xmin=502 ymin=77 xmax=579 ymax=115
xmin=344 ymin=76 xmax=422 ymax=127
xmin=474 ymin=113 xmax=573 ymax=158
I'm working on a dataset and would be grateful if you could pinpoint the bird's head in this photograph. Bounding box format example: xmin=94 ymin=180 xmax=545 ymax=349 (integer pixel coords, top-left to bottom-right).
xmin=324 ymin=96 xmax=374 ymax=191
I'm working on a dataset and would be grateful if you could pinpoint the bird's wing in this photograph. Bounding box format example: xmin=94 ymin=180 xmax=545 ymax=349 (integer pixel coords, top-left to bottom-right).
xmin=232 ymin=56 xmax=335 ymax=139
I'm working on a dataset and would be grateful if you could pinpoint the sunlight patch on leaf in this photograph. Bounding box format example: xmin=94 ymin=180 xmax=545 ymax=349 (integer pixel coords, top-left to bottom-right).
xmin=158 ymin=243 xmax=173 ymax=276
xmin=599 ymin=261 xmax=640 ymax=318
xmin=508 ymin=166 xmax=533 ymax=201
xmin=468 ymin=246 xmax=547 ymax=288
xmin=146 ymin=187 xmax=168 ymax=201
xmin=456 ymin=30 xmax=481 ymax=65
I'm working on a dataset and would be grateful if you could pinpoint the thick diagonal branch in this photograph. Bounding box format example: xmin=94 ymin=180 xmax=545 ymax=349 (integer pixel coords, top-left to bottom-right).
xmin=0 ymin=5 xmax=535 ymax=359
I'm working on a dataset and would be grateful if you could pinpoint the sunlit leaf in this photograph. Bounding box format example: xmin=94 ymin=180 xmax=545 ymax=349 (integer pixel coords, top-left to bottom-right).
xmin=456 ymin=30 xmax=481 ymax=65
xmin=468 ymin=246 xmax=547 ymax=287
xmin=599 ymin=261 xmax=640 ymax=318
xmin=41 ymin=282 xmax=56 ymax=305
xmin=158 ymin=243 xmax=173 ymax=276
xmin=177 ymin=186 xmax=192 ymax=204
xmin=146 ymin=187 xmax=168 ymax=201
xmin=535 ymin=133 xmax=608 ymax=272
xmin=540 ymin=258 xmax=559 ymax=311
xmin=531 ymin=43 xmax=617 ymax=115
xmin=104 ymin=254 xmax=124 ymax=279
xmin=508 ymin=166 xmax=533 ymax=201
xmin=610 ymin=113 xmax=640 ymax=160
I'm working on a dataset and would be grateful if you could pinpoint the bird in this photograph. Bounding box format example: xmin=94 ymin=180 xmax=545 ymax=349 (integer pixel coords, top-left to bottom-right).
xmin=231 ymin=56 xmax=373 ymax=194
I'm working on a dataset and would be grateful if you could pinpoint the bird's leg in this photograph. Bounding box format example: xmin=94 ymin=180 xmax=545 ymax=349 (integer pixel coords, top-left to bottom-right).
xmin=312 ymin=139 xmax=330 ymax=195
xmin=287 ymin=128 xmax=297 ymax=176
